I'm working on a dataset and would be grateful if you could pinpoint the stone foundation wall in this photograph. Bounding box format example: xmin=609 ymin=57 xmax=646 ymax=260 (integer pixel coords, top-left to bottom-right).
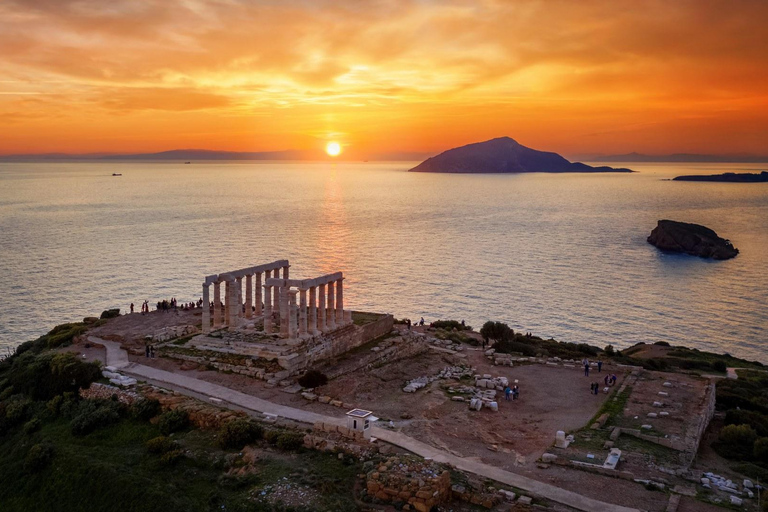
xmin=79 ymin=383 xmax=139 ymax=404
xmin=684 ymin=381 xmax=716 ymax=467
xmin=141 ymin=386 xmax=247 ymax=430
xmin=325 ymin=334 xmax=430 ymax=380
xmin=365 ymin=455 xmax=452 ymax=512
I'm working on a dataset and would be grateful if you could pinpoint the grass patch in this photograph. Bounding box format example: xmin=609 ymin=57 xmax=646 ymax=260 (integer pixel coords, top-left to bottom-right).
xmin=587 ymin=385 xmax=632 ymax=427
xmin=614 ymin=435 xmax=680 ymax=466
xmin=351 ymin=311 xmax=385 ymax=326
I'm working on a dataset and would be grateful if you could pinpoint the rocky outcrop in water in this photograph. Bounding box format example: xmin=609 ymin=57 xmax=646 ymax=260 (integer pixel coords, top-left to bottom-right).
xmin=408 ymin=137 xmax=633 ymax=174
xmin=647 ymin=220 xmax=738 ymax=260
xmin=672 ymin=171 xmax=768 ymax=183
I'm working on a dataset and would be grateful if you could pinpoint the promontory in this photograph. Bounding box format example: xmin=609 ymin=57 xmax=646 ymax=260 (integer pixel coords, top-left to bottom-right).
xmin=408 ymin=137 xmax=633 ymax=174
xmin=647 ymin=220 xmax=739 ymax=260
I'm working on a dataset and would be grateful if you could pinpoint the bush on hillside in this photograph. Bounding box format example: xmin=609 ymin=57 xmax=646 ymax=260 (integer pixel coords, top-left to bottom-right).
xmin=70 ymin=400 xmax=123 ymax=436
xmin=24 ymin=443 xmax=54 ymax=473
xmin=298 ymin=370 xmax=328 ymax=389
xmin=218 ymin=419 xmax=263 ymax=449
xmin=716 ymin=424 xmax=758 ymax=460
xmin=725 ymin=409 xmax=768 ymax=437
xmin=130 ymin=398 xmax=161 ymax=421
xmin=432 ymin=320 xmax=471 ymax=331
xmin=275 ymin=431 xmax=304 ymax=451
xmin=754 ymin=437 xmax=768 ymax=463
xmin=713 ymin=360 xmax=727 ymax=373
xmin=157 ymin=409 xmax=189 ymax=435
xmin=480 ymin=321 xmax=514 ymax=344
xmin=100 ymin=309 xmax=120 ymax=319
xmin=146 ymin=436 xmax=178 ymax=454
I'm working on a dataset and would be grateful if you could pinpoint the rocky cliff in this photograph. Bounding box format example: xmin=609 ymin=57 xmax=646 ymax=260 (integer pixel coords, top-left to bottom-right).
xmin=408 ymin=137 xmax=633 ymax=173
xmin=647 ymin=220 xmax=739 ymax=260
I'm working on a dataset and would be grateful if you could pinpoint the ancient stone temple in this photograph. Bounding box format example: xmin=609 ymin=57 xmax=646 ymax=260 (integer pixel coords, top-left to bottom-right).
xmin=201 ymin=259 xmax=352 ymax=337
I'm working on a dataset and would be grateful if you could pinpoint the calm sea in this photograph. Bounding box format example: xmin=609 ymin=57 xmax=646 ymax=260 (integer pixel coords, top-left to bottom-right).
xmin=0 ymin=161 xmax=766 ymax=362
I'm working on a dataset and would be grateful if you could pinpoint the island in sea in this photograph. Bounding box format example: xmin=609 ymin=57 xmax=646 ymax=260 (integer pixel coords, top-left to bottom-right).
xmin=408 ymin=136 xmax=633 ymax=174
xmin=672 ymin=171 xmax=768 ymax=183
xmin=647 ymin=219 xmax=739 ymax=260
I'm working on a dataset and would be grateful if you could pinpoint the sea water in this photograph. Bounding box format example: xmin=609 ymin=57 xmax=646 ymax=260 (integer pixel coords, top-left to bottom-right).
xmin=0 ymin=161 xmax=766 ymax=361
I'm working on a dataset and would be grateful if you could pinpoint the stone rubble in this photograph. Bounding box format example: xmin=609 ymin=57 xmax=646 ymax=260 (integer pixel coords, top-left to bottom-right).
xmin=402 ymin=365 xmax=475 ymax=393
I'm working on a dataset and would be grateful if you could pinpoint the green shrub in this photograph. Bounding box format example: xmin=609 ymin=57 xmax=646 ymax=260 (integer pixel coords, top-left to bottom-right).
xmin=70 ymin=400 xmax=122 ymax=436
xmin=146 ymin=436 xmax=178 ymax=454
xmin=218 ymin=418 xmax=264 ymax=449
xmin=298 ymin=370 xmax=328 ymax=389
xmin=712 ymin=360 xmax=727 ymax=373
xmin=4 ymin=397 xmax=31 ymax=425
xmin=724 ymin=409 xmax=768 ymax=437
xmin=100 ymin=309 xmax=120 ymax=319
xmin=22 ymin=417 xmax=41 ymax=435
xmin=130 ymin=398 xmax=161 ymax=421
xmin=160 ymin=449 xmax=185 ymax=466
xmin=716 ymin=424 xmax=758 ymax=459
xmin=275 ymin=431 xmax=304 ymax=451
xmin=431 ymin=320 xmax=471 ymax=331
xmin=754 ymin=437 xmax=768 ymax=463
xmin=157 ymin=409 xmax=189 ymax=435
xmin=46 ymin=395 xmax=64 ymax=416
xmin=604 ymin=344 xmax=615 ymax=355
xmin=264 ymin=429 xmax=281 ymax=445
xmin=653 ymin=341 xmax=670 ymax=347
xmin=24 ymin=443 xmax=54 ymax=473
xmin=480 ymin=321 xmax=514 ymax=344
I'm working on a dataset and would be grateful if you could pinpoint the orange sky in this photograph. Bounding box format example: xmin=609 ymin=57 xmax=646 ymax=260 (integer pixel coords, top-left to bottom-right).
xmin=1 ymin=0 xmax=767 ymax=158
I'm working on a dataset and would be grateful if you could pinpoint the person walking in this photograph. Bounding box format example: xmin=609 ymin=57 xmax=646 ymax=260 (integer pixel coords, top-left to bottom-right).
xmin=584 ymin=360 xmax=590 ymax=377
xmin=504 ymin=385 xmax=511 ymax=401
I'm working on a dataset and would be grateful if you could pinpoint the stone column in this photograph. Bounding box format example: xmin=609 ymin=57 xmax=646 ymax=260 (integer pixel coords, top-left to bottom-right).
xmin=309 ymin=286 xmax=318 ymax=334
xmin=236 ymin=277 xmax=243 ymax=318
xmin=288 ymin=290 xmax=298 ymax=339
xmin=318 ymin=283 xmax=327 ymax=332
xmin=245 ymin=275 xmax=253 ymax=319
xmin=299 ymin=288 xmax=308 ymax=336
xmin=202 ymin=283 xmax=211 ymax=334
xmin=283 ymin=265 xmax=290 ymax=279
xmin=227 ymin=278 xmax=239 ymax=327
xmin=224 ymin=279 xmax=231 ymax=326
xmin=279 ymin=286 xmax=290 ymax=337
xmin=213 ymin=281 xmax=222 ymax=327
xmin=272 ymin=269 xmax=280 ymax=312
xmin=336 ymin=278 xmax=344 ymax=325
xmin=263 ymin=285 xmax=273 ymax=333
xmin=254 ymin=272 xmax=263 ymax=316
xmin=327 ymin=280 xmax=336 ymax=330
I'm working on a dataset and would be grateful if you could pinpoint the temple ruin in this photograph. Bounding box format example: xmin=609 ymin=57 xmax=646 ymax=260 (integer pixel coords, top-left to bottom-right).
xmin=189 ymin=260 xmax=392 ymax=380
xmin=201 ymin=259 xmax=352 ymax=337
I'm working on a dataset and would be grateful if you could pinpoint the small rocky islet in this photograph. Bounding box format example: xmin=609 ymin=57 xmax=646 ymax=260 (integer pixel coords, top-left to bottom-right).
xmin=672 ymin=171 xmax=768 ymax=182
xmin=647 ymin=220 xmax=739 ymax=260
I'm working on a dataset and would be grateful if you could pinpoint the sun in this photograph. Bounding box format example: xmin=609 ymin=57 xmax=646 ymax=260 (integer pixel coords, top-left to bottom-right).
xmin=325 ymin=141 xmax=342 ymax=157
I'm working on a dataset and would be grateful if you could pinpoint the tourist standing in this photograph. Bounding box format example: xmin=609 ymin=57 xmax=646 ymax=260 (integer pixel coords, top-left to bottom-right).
xmin=145 ymin=345 xmax=150 ymax=358
xmin=597 ymin=360 xmax=603 ymax=372
xmin=504 ymin=386 xmax=511 ymax=401
xmin=584 ymin=360 xmax=590 ymax=377
xmin=130 ymin=303 xmax=134 ymax=314
xmin=149 ymin=345 xmax=155 ymax=358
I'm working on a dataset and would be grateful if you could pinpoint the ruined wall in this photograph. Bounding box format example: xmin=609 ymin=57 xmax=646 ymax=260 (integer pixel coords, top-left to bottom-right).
xmin=325 ymin=335 xmax=430 ymax=380
xmin=684 ymin=381 xmax=717 ymax=466
xmin=365 ymin=455 xmax=452 ymax=512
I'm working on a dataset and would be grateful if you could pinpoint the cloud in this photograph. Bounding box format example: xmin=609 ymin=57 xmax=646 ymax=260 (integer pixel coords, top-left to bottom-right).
xmin=1 ymin=0 xmax=767 ymax=153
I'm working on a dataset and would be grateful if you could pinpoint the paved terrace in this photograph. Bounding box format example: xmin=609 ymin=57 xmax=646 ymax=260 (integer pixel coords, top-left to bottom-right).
xmin=92 ymin=336 xmax=641 ymax=512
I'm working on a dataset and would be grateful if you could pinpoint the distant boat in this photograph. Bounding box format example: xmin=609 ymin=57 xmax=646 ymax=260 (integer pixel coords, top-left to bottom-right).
xmin=184 ymin=161 xmax=191 ymax=164
xmin=112 ymin=173 xmax=122 ymax=176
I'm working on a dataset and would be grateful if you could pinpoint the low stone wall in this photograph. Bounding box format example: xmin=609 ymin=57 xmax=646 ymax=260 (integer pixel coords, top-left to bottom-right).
xmin=325 ymin=334 xmax=430 ymax=380
xmin=618 ymin=428 xmax=685 ymax=451
xmin=365 ymin=455 xmax=452 ymax=512
xmin=141 ymin=386 xmax=247 ymax=430
xmin=547 ymin=455 xmax=636 ymax=480
xmin=79 ymin=383 xmax=139 ymax=404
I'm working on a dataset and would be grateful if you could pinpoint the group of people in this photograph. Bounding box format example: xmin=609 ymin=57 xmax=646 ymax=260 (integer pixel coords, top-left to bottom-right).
xmin=504 ymin=384 xmax=520 ymax=401
xmin=589 ymin=373 xmax=618 ymax=395
xmin=582 ymin=358 xmax=603 ymax=376
xmin=129 ymin=301 xmax=151 ymax=314
xmin=144 ymin=345 xmax=155 ymax=358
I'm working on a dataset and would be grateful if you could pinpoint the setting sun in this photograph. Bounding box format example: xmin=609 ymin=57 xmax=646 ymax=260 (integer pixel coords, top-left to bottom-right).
xmin=325 ymin=141 xmax=342 ymax=157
